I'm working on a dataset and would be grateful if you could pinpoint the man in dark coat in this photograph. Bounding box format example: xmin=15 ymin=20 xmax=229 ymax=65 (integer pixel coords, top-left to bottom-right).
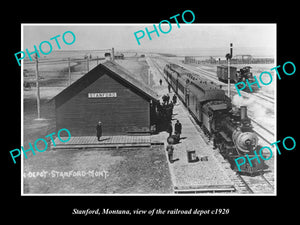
xmin=96 ymin=121 xmax=102 ymax=141
xmin=172 ymin=94 xmax=177 ymax=105
xmin=162 ymin=94 xmax=168 ymax=105
xmin=167 ymin=122 xmax=173 ymax=137
xmin=166 ymin=144 xmax=174 ymax=163
xmin=166 ymin=94 xmax=170 ymax=104
xmin=174 ymin=120 xmax=182 ymax=139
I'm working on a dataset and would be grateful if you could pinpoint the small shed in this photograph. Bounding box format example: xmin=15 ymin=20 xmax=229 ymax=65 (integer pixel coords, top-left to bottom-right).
xmin=53 ymin=61 xmax=159 ymax=136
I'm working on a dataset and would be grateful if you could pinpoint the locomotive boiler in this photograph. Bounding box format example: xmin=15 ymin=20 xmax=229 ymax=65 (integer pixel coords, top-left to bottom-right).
xmin=164 ymin=63 xmax=265 ymax=175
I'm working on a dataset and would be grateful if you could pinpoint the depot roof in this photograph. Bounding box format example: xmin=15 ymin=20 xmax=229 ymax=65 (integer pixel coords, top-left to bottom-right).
xmin=52 ymin=60 xmax=159 ymax=108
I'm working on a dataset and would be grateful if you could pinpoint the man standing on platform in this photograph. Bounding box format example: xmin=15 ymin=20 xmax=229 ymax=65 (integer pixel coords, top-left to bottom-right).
xmin=167 ymin=122 xmax=173 ymax=137
xmin=172 ymin=94 xmax=177 ymax=105
xmin=166 ymin=143 xmax=174 ymax=163
xmin=174 ymin=120 xmax=182 ymax=139
xmin=96 ymin=121 xmax=102 ymax=141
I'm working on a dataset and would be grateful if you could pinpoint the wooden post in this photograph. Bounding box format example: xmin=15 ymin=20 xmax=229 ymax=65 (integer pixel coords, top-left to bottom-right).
xmin=86 ymin=57 xmax=89 ymax=72
xmin=35 ymin=53 xmax=41 ymax=119
xmin=148 ymin=68 xmax=151 ymax=86
xmin=227 ymin=43 xmax=233 ymax=99
xmin=111 ymin=47 xmax=115 ymax=61
xmin=68 ymin=57 xmax=71 ymax=86
xmin=227 ymin=59 xmax=231 ymax=98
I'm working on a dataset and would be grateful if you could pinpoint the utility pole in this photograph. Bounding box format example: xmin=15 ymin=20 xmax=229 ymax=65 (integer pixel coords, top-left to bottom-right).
xmin=148 ymin=68 xmax=151 ymax=86
xmin=111 ymin=47 xmax=115 ymax=61
xmin=35 ymin=53 xmax=41 ymax=119
xmin=68 ymin=57 xmax=71 ymax=86
xmin=226 ymin=43 xmax=233 ymax=99
xmin=86 ymin=57 xmax=89 ymax=72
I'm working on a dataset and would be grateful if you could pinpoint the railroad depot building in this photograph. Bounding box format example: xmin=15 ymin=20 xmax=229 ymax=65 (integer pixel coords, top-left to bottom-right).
xmin=53 ymin=61 xmax=159 ymax=136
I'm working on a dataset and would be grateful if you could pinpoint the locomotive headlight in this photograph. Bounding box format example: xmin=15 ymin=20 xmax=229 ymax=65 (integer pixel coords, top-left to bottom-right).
xmin=232 ymin=130 xmax=258 ymax=154
xmin=245 ymin=139 xmax=252 ymax=145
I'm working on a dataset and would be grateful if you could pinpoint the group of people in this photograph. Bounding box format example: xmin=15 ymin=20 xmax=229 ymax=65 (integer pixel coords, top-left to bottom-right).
xmin=158 ymin=92 xmax=182 ymax=163
xmin=161 ymin=93 xmax=177 ymax=105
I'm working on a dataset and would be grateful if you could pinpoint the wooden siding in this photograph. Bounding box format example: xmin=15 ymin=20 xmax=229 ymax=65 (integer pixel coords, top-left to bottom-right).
xmin=56 ymin=72 xmax=150 ymax=136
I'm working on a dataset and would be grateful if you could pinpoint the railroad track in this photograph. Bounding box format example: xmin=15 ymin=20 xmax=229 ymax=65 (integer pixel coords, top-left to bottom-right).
xmin=154 ymin=57 xmax=275 ymax=144
xmin=159 ymin=57 xmax=275 ymax=105
xmin=236 ymin=173 xmax=275 ymax=194
xmin=250 ymin=118 xmax=275 ymax=145
xmin=195 ymin=67 xmax=274 ymax=104
xmin=150 ymin=57 xmax=275 ymax=194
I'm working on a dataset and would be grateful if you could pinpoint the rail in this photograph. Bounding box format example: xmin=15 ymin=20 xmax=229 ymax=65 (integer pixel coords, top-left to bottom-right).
xmin=152 ymin=56 xmax=275 ymax=146
xmin=236 ymin=173 xmax=274 ymax=194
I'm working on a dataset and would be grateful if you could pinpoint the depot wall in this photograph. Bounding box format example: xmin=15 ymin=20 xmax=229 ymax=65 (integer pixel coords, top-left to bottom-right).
xmin=55 ymin=68 xmax=151 ymax=136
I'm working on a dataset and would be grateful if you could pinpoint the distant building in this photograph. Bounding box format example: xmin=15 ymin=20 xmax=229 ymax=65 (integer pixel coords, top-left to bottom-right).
xmin=52 ymin=61 xmax=159 ymax=136
xmin=104 ymin=52 xmax=111 ymax=61
xmin=184 ymin=56 xmax=196 ymax=64
xmin=114 ymin=52 xmax=124 ymax=60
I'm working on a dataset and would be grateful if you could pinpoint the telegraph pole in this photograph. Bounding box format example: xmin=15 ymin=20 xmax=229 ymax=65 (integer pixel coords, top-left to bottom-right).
xmin=86 ymin=57 xmax=89 ymax=72
xmin=68 ymin=57 xmax=71 ymax=86
xmin=226 ymin=43 xmax=233 ymax=98
xmin=35 ymin=53 xmax=41 ymax=119
xmin=111 ymin=47 xmax=115 ymax=61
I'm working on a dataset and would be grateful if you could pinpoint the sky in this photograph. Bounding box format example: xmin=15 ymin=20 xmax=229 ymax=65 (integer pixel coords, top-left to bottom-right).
xmin=22 ymin=24 xmax=276 ymax=57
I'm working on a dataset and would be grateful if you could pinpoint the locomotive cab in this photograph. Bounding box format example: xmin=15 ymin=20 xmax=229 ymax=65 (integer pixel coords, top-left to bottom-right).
xmin=239 ymin=66 xmax=253 ymax=80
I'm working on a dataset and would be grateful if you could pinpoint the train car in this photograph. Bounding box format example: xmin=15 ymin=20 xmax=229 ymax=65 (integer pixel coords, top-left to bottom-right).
xmin=217 ymin=65 xmax=259 ymax=93
xmin=163 ymin=63 xmax=265 ymax=175
xmin=217 ymin=65 xmax=238 ymax=83
xmin=186 ymin=80 xmax=228 ymax=127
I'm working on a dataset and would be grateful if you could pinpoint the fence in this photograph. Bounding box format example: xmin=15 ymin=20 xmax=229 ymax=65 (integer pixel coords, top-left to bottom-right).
xmin=184 ymin=56 xmax=275 ymax=65
xmin=23 ymin=56 xmax=106 ymax=88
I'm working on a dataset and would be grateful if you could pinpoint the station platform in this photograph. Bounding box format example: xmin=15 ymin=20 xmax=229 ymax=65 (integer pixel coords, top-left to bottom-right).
xmin=51 ymin=135 xmax=152 ymax=149
xmin=146 ymin=57 xmax=235 ymax=193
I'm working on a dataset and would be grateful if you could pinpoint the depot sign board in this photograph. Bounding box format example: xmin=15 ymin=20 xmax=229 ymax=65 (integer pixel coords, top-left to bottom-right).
xmin=88 ymin=92 xmax=117 ymax=98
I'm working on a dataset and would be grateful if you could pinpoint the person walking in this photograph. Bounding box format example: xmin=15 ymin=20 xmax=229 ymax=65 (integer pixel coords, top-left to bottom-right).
xmin=166 ymin=143 xmax=174 ymax=163
xmin=96 ymin=121 xmax=102 ymax=141
xmin=174 ymin=120 xmax=182 ymax=139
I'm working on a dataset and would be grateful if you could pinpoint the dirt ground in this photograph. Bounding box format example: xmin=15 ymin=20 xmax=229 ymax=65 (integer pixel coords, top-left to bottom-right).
xmin=23 ymin=146 xmax=172 ymax=194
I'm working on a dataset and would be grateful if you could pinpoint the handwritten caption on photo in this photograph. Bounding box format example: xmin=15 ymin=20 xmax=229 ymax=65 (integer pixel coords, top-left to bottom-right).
xmin=23 ymin=169 xmax=109 ymax=179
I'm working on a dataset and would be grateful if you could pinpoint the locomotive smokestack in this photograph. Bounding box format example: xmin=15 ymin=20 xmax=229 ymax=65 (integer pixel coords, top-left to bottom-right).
xmin=240 ymin=106 xmax=247 ymax=120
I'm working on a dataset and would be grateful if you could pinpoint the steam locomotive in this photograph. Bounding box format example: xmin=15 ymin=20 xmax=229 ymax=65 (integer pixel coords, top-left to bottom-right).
xmin=163 ymin=63 xmax=265 ymax=174
xmin=217 ymin=65 xmax=259 ymax=93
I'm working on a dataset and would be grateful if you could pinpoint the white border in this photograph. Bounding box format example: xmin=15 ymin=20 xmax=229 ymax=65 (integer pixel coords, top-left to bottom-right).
xmin=21 ymin=23 xmax=277 ymax=196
